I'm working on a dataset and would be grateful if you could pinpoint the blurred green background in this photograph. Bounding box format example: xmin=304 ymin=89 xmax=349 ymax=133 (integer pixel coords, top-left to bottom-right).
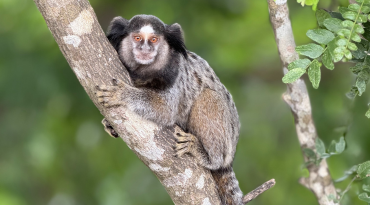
xmin=1 ymin=0 xmax=369 ymax=204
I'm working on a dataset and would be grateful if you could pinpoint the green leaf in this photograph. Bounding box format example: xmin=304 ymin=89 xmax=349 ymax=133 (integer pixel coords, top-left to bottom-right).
xmin=341 ymin=20 xmax=354 ymax=28
xmin=327 ymin=194 xmax=340 ymax=203
xmin=350 ymin=63 xmax=364 ymax=74
xmin=346 ymin=86 xmax=359 ymax=99
xmin=357 ymin=161 xmax=370 ymax=179
xmin=351 ymin=41 xmax=368 ymax=59
xmin=358 ymin=14 xmax=369 ymax=23
xmin=335 ymin=165 xmax=358 ymax=182
xmin=336 ymin=29 xmax=351 ymax=38
xmin=334 ymin=46 xmax=345 ymax=62
xmin=303 ymin=148 xmax=316 ymax=159
xmin=335 ymin=137 xmax=346 ymax=154
xmin=348 ymin=42 xmax=358 ymax=51
xmin=349 ymin=3 xmax=361 ymax=12
xmin=336 ymin=38 xmax=348 ymax=47
xmin=308 ymin=59 xmax=321 ymax=89
xmin=351 ymin=34 xmax=362 ymax=42
xmin=327 ymin=11 xmax=345 ymax=20
xmin=328 ymin=140 xmax=337 ymax=154
xmin=296 ymin=43 xmax=324 ymax=58
xmin=356 ymin=78 xmax=367 ymax=96
xmin=315 ymin=138 xmax=326 ymax=157
xmin=282 ymin=68 xmax=306 ymax=83
xmin=327 ymin=194 xmax=335 ymax=201
xmin=328 ymin=137 xmax=346 ymax=155
xmin=363 ymin=184 xmax=370 ymax=192
xmin=366 ymin=108 xmax=370 ymax=118
xmin=344 ymin=48 xmax=353 ymax=59
xmin=297 ymin=0 xmax=319 ymax=10
xmin=288 ymin=59 xmax=311 ymax=70
xmin=306 ymin=29 xmax=335 ymax=45
xmin=320 ymin=153 xmax=331 ymax=159
xmin=339 ymin=7 xmax=351 ymax=15
xmin=356 ymin=70 xmax=369 ymax=96
xmin=354 ymin=24 xmax=365 ymax=34
xmin=323 ymin=18 xmax=343 ymax=33
xmin=328 ymin=37 xmax=341 ymax=59
xmin=322 ymin=49 xmax=334 ymax=70
xmin=301 ymin=168 xmax=310 ymax=177
xmin=358 ymin=193 xmax=370 ymax=203
xmin=363 ymin=6 xmax=370 ymax=13
xmin=316 ymin=10 xmax=331 ymax=27
xmin=343 ymin=11 xmax=357 ymax=21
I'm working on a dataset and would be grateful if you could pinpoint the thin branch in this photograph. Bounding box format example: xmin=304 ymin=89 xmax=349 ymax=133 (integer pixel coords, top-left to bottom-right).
xmin=267 ymin=1 xmax=339 ymax=205
xmin=242 ymin=179 xmax=276 ymax=204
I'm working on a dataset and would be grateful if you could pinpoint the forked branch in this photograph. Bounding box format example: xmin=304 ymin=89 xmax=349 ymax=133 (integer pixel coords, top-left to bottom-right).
xmin=267 ymin=1 xmax=338 ymax=205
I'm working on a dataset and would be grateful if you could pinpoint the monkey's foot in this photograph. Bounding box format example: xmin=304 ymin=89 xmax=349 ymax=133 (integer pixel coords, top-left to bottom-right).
xmin=95 ymin=79 xmax=126 ymax=107
xmin=174 ymin=129 xmax=199 ymax=157
xmin=102 ymin=118 xmax=119 ymax=138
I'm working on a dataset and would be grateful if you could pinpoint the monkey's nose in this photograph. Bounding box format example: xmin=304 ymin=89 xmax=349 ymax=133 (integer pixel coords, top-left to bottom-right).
xmin=140 ymin=44 xmax=151 ymax=52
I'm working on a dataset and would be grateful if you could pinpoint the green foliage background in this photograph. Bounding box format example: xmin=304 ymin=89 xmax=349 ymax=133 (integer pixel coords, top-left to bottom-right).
xmin=0 ymin=0 xmax=369 ymax=204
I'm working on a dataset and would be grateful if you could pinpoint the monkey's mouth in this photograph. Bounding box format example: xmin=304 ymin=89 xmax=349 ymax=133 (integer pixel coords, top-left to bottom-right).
xmin=133 ymin=51 xmax=156 ymax=65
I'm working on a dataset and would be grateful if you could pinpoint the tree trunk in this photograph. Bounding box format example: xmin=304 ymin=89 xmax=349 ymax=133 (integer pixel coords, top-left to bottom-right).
xmin=267 ymin=1 xmax=339 ymax=205
xmin=33 ymin=0 xmax=221 ymax=204
xmin=33 ymin=0 xmax=274 ymax=204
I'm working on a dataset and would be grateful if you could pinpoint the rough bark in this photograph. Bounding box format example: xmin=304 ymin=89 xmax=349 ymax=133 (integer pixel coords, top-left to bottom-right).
xmin=33 ymin=0 xmax=274 ymax=204
xmin=267 ymin=1 xmax=339 ymax=205
xmin=33 ymin=0 xmax=221 ymax=204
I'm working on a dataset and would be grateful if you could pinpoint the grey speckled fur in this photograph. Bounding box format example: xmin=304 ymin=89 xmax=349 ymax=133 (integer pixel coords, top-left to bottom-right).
xmin=97 ymin=15 xmax=243 ymax=205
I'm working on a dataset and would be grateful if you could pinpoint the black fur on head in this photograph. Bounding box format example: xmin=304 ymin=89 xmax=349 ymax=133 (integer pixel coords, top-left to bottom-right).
xmin=106 ymin=16 xmax=129 ymax=51
xmin=106 ymin=15 xmax=187 ymax=59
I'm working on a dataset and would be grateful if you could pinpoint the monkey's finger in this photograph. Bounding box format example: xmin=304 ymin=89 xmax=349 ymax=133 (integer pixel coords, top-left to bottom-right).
xmin=96 ymin=91 xmax=113 ymax=97
xmin=175 ymin=142 xmax=188 ymax=150
xmin=104 ymin=100 xmax=122 ymax=107
xmin=96 ymin=85 xmax=118 ymax=91
xmin=175 ymin=136 xmax=190 ymax=143
xmin=175 ymin=131 xmax=193 ymax=137
xmin=112 ymin=79 xmax=126 ymax=87
xmin=176 ymin=148 xmax=189 ymax=157
xmin=98 ymin=97 xmax=112 ymax=103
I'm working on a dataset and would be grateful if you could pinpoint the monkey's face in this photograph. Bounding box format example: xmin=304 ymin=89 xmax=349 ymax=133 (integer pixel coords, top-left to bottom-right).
xmin=130 ymin=25 xmax=162 ymax=65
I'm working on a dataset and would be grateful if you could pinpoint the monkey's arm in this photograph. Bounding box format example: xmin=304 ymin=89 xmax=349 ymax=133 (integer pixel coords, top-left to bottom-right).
xmin=96 ymin=79 xmax=178 ymax=126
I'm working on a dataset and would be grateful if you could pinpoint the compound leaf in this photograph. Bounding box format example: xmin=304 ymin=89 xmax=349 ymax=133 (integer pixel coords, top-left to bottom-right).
xmin=296 ymin=43 xmax=324 ymax=58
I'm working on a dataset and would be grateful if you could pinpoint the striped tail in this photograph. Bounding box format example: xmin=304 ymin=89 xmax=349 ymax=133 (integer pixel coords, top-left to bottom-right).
xmin=211 ymin=167 xmax=244 ymax=205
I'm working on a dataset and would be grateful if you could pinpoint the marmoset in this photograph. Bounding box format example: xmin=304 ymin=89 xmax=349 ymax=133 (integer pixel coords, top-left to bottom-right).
xmin=96 ymin=15 xmax=244 ymax=205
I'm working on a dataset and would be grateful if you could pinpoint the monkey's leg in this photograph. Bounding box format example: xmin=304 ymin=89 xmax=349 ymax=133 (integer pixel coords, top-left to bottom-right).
xmin=175 ymin=88 xmax=243 ymax=205
xmin=175 ymin=88 xmax=236 ymax=170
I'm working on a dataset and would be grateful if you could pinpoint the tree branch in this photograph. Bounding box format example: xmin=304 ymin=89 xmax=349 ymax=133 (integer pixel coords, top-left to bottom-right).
xmin=33 ymin=0 xmax=221 ymax=204
xmin=267 ymin=1 xmax=339 ymax=205
xmin=242 ymin=179 xmax=276 ymax=204
xmin=33 ymin=0 xmax=275 ymax=204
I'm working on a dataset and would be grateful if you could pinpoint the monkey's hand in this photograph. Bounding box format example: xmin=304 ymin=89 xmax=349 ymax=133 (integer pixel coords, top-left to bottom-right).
xmin=174 ymin=128 xmax=200 ymax=157
xmin=96 ymin=79 xmax=127 ymax=107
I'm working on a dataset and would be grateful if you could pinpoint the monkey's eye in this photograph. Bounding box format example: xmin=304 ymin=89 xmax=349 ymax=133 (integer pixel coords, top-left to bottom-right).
xmin=150 ymin=37 xmax=158 ymax=43
xmin=134 ymin=36 xmax=142 ymax=42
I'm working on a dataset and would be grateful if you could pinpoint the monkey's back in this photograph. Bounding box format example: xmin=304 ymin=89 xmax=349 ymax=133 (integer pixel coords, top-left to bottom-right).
xmin=174 ymin=51 xmax=240 ymax=168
